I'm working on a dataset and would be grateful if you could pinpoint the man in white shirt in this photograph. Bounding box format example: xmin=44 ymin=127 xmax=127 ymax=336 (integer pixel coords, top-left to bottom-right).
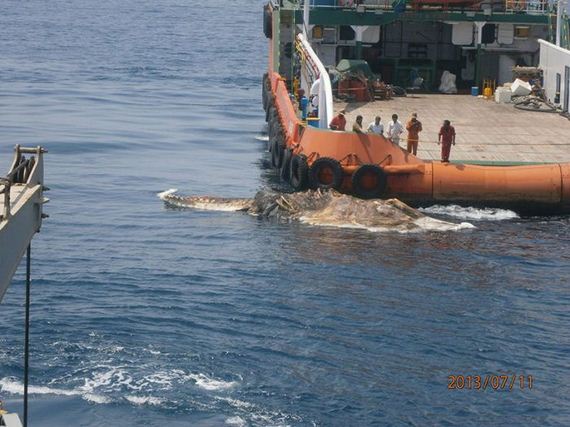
xmin=386 ymin=113 xmax=404 ymax=146
xmin=310 ymin=78 xmax=320 ymax=97
xmin=367 ymin=116 xmax=384 ymax=136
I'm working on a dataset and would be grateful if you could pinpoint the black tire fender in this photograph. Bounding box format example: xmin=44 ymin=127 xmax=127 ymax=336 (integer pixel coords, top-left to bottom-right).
xmin=351 ymin=164 xmax=387 ymax=199
xmin=268 ymin=122 xmax=284 ymax=153
xmin=262 ymin=73 xmax=269 ymax=111
xmin=263 ymin=4 xmax=273 ymax=39
xmin=266 ymin=103 xmax=275 ymax=122
xmin=280 ymin=148 xmax=293 ymax=182
xmin=289 ymin=154 xmax=308 ymax=190
xmin=308 ymin=157 xmax=343 ymax=190
xmin=271 ymin=136 xmax=285 ymax=169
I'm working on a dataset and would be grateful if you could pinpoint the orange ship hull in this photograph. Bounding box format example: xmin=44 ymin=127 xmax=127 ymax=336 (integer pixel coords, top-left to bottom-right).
xmin=264 ymin=72 xmax=570 ymax=214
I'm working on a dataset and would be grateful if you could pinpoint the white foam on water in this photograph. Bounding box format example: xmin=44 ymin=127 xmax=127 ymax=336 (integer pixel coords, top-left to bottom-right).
xmin=298 ymin=216 xmax=474 ymax=233
xmin=1 ymin=377 xmax=77 ymax=397
xmin=139 ymin=371 xmax=177 ymax=390
xmin=2 ymin=369 xmax=238 ymax=409
xmin=185 ymin=373 xmax=238 ymax=391
xmin=225 ymin=416 xmax=247 ymax=427
xmin=254 ymin=135 xmax=269 ymax=142
xmin=79 ymin=366 xmax=133 ymax=393
xmin=412 ymin=217 xmax=475 ymax=232
xmin=0 ymin=377 xmax=111 ymax=404
xmin=420 ymin=204 xmax=519 ymax=221
xmin=83 ymin=393 xmax=113 ymax=404
xmin=124 ymin=395 xmax=165 ymax=406
xmin=215 ymin=396 xmax=256 ymax=410
xmin=216 ymin=396 xmax=301 ymax=426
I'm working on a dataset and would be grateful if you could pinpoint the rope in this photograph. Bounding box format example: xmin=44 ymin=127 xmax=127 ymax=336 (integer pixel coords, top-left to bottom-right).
xmin=23 ymin=244 xmax=31 ymax=427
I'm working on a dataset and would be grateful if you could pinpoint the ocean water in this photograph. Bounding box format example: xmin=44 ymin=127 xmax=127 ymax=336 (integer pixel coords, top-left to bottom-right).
xmin=1 ymin=0 xmax=570 ymax=426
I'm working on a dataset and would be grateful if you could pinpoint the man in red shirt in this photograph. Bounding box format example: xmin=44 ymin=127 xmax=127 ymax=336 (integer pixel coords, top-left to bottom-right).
xmin=329 ymin=110 xmax=346 ymax=131
xmin=438 ymin=120 xmax=456 ymax=163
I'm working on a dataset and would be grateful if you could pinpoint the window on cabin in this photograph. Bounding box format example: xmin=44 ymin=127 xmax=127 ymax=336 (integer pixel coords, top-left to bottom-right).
xmin=514 ymin=26 xmax=530 ymax=39
xmin=339 ymin=26 xmax=355 ymax=41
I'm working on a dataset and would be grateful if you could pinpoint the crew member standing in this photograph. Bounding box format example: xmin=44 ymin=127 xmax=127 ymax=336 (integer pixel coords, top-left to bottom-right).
xmin=298 ymin=89 xmax=309 ymax=121
xmin=405 ymin=112 xmax=422 ymax=155
xmin=367 ymin=116 xmax=384 ymax=136
xmin=329 ymin=110 xmax=347 ymax=131
xmin=386 ymin=114 xmax=404 ymax=146
xmin=438 ymin=119 xmax=456 ymax=163
xmin=352 ymin=115 xmax=365 ymax=134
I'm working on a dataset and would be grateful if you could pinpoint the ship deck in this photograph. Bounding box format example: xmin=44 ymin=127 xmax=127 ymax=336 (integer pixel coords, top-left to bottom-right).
xmin=334 ymin=95 xmax=570 ymax=164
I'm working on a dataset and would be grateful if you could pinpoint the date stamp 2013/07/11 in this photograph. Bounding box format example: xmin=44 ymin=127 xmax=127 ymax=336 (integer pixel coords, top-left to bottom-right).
xmin=448 ymin=374 xmax=534 ymax=391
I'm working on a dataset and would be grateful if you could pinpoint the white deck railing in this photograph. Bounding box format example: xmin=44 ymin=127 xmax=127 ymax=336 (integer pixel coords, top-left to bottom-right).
xmin=296 ymin=33 xmax=334 ymax=128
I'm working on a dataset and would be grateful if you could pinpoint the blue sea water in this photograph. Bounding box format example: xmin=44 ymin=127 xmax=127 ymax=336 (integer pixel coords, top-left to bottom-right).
xmin=1 ymin=0 xmax=570 ymax=426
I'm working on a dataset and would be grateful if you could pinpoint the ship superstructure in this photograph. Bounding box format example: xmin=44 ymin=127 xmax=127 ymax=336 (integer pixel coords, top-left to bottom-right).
xmin=268 ymin=0 xmax=565 ymax=94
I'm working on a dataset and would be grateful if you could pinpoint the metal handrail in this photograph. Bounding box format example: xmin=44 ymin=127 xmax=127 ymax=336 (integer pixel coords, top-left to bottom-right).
xmin=505 ymin=0 xmax=549 ymax=14
xmin=298 ymin=0 xmax=553 ymax=13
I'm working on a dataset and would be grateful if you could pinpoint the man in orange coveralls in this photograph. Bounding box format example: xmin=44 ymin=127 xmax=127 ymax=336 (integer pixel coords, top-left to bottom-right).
xmin=405 ymin=112 xmax=422 ymax=155
xmin=329 ymin=110 xmax=346 ymax=131
xmin=438 ymin=119 xmax=456 ymax=163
